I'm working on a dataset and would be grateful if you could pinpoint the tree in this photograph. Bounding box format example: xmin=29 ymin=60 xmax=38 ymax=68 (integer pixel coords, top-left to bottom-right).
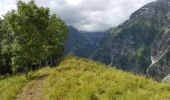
xmin=3 ymin=0 xmax=68 ymax=78
xmin=0 ymin=19 xmax=13 ymax=75
xmin=0 ymin=18 xmax=4 ymax=74
xmin=45 ymin=15 xmax=68 ymax=65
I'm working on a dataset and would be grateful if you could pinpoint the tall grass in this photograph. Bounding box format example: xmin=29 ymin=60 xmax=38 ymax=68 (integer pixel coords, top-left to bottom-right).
xmin=42 ymin=56 xmax=170 ymax=100
xmin=1 ymin=56 xmax=170 ymax=100
xmin=0 ymin=75 xmax=27 ymax=100
xmin=0 ymin=67 xmax=51 ymax=100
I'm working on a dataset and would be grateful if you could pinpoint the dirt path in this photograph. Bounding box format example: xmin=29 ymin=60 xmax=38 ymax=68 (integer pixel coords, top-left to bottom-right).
xmin=15 ymin=74 xmax=48 ymax=100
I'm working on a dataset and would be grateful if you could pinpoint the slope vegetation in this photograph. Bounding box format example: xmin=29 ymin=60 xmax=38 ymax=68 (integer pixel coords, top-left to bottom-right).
xmin=92 ymin=0 xmax=170 ymax=80
xmin=0 ymin=56 xmax=170 ymax=100
xmin=0 ymin=75 xmax=27 ymax=100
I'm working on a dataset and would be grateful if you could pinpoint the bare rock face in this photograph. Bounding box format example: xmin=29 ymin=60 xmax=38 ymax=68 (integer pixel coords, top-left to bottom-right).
xmin=91 ymin=0 xmax=170 ymax=80
xmin=162 ymin=74 xmax=170 ymax=83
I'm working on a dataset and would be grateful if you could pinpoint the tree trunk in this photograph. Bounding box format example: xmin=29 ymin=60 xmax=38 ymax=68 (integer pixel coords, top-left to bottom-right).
xmin=25 ymin=66 xmax=29 ymax=79
xmin=26 ymin=71 xmax=29 ymax=79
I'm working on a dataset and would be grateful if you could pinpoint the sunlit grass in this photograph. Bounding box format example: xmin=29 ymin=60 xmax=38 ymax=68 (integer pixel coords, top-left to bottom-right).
xmin=0 ymin=67 xmax=51 ymax=100
xmin=1 ymin=56 xmax=170 ymax=100
xmin=42 ymin=56 xmax=170 ymax=100
xmin=0 ymin=75 xmax=27 ymax=100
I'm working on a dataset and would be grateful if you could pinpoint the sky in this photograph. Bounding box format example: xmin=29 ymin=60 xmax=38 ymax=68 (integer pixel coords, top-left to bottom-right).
xmin=0 ymin=0 xmax=155 ymax=32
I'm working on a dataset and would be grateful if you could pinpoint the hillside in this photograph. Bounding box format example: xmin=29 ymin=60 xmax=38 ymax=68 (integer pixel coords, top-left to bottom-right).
xmin=91 ymin=0 xmax=170 ymax=80
xmin=64 ymin=26 xmax=106 ymax=57
xmin=1 ymin=56 xmax=170 ymax=100
xmin=64 ymin=26 xmax=92 ymax=57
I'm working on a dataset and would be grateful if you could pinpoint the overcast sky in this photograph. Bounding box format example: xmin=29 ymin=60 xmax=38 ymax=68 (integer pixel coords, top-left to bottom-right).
xmin=0 ymin=0 xmax=155 ymax=32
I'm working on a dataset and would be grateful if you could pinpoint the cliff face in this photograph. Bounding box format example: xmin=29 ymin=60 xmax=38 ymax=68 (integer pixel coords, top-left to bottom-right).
xmin=92 ymin=0 xmax=170 ymax=80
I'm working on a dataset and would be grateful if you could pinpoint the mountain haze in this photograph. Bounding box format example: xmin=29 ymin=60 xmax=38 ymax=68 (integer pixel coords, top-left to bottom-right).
xmin=64 ymin=26 xmax=106 ymax=57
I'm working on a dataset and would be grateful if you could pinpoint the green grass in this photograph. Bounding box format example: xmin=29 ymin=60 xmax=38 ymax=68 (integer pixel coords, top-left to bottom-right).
xmin=0 ymin=75 xmax=27 ymax=100
xmin=0 ymin=67 xmax=51 ymax=100
xmin=42 ymin=56 xmax=170 ymax=100
xmin=1 ymin=56 xmax=170 ymax=100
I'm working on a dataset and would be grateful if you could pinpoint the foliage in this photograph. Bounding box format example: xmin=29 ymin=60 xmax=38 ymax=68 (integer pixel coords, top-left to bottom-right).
xmin=0 ymin=19 xmax=12 ymax=75
xmin=1 ymin=0 xmax=68 ymax=75
xmin=0 ymin=19 xmax=3 ymax=67
xmin=46 ymin=15 xmax=68 ymax=58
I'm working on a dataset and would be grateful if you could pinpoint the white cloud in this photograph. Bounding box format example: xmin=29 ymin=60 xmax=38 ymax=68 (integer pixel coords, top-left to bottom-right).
xmin=0 ymin=0 xmax=156 ymax=32
xmin=66 ymin=0 xmax=82 ymax=5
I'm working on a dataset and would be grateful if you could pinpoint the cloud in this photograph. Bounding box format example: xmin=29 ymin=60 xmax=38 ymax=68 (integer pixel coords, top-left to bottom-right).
xmin=0 ymin=0 xmax=155 ymax=32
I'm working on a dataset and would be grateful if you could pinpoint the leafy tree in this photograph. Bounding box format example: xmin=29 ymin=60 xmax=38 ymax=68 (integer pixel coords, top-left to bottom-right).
xmin=0 ymin=19 xmax=13 ymax=75
xmin=3 ymin=0 xmax=68 ymax=78
xmin=45 ymin=15 xmax=68 ymax=64
xmin=0 ymin=19 xmax=3 ymax=74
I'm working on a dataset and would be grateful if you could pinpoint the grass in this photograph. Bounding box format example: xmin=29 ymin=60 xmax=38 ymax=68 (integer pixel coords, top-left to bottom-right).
xmin=0 ymin=67 xmax=51 ymax=100
xmin=0 ymin=74 xmax=27 ymax=100
xmin=1 ymin=56 xmax=170 ymax=100
xmin=42 ymin=56 xmax=170 ymax=100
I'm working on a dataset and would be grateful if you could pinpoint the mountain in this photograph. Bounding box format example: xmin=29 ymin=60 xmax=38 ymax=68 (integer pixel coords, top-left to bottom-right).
xmin=163 ymin=74 xmax=170 ymax=83
xmin=64 ymin=26 xmax=106 ymax=57
xmin=81 ymin=31 xmax=106 ymax=47
xmin=1 ymin=56 xmax=170 ymax=99
xmin=91 ymin=0 xmax=170 ymax=80
xmin=64 ymin=26 xmax=91 ymax=57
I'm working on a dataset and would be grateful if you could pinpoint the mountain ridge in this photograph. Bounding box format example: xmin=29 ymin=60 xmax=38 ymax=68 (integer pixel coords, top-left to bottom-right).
xmin=64 ymin=26 xmax=107 ymax=57
xmin=64 ymin=0 xmax=170 ymax=81
xmin=91 ymin=0 xmax=170 ymax=80
xmin=1 ymin=56 xmax=170 ymax=99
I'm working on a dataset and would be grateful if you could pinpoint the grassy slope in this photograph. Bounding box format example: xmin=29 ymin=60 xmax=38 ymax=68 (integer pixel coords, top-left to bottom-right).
xmin=0 ymin=56 xmax=170 ymax=100
xmin=0 ymin=75 xmax=27 ymax=100
xmin=0 ymin=67 xmax=52 ymax=100
xmin=42 ymin=56 xmax=170 ymax=100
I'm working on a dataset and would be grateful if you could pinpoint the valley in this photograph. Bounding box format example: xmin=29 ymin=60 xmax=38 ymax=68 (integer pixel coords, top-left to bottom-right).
xmin=65 ymin=0 xmax=170 ymax=81
xmin=1 ymin=0 xmax=170 ymax=99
